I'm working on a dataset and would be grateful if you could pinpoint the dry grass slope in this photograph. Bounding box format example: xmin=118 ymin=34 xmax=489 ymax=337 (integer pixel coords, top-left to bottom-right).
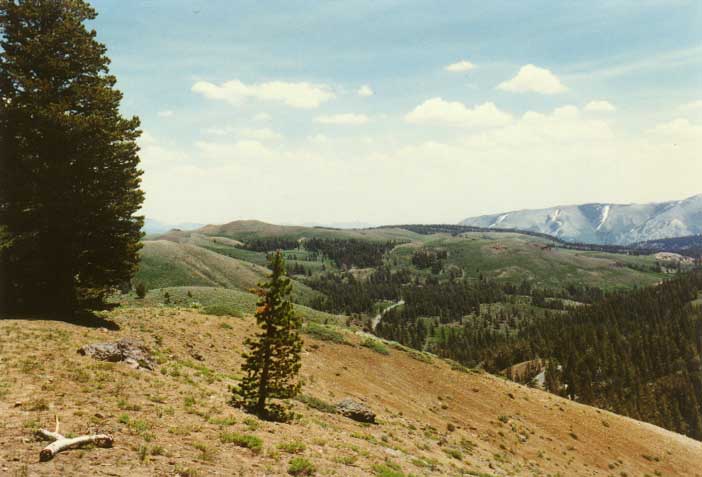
xmin=1 ymin=308 xmax=700 ymax=476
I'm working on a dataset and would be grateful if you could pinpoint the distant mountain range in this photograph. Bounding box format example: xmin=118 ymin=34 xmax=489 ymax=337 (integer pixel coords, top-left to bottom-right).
xmin=460 ymin=194 xmax=702 ymax=246
xmin=143 ymin=218 xmax=204 ymax=235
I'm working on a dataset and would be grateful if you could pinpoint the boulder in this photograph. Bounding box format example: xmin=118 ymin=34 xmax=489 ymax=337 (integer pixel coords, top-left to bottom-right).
xmin=77 ymin=338 xmax=155 ymax=370
xmin=336 ymin=398 xmax=376 ymax=423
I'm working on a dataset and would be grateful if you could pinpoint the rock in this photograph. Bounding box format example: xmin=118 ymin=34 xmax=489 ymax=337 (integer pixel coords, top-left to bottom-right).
xmin=383 ymin=447 xmax=401 ymax=457
xmin=77 ymin=338 xmax=155 ymax=370
xmin=336 ymin=398 xmax=376 ymax=423
xmin=186 ymin=342 xmax=204 ymax=361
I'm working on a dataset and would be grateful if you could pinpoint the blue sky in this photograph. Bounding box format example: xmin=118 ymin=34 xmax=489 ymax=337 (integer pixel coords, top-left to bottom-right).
xmin=89 ymin=0 xmax=701 ymax=225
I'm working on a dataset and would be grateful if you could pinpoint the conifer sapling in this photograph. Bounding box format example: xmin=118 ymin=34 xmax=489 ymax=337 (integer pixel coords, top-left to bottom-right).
xmin=233 ymin=251 xmax=303 ymax=421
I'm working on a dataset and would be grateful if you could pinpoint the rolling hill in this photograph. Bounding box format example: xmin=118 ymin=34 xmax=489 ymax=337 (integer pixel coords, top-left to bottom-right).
xmin=389 ymin=231 xmax=666 ymax=289
xmin=147 ymin=220 xmax=669 ymax=291
xmin=460 ymin=193 xmax=702 ymax=245
xmin=196 ymin=220 xmax=426 ymax=243
xmin=135 ymin=240 xmax=321 ymax=305
xmin=1 ymin=307 xmax=701 ymax=476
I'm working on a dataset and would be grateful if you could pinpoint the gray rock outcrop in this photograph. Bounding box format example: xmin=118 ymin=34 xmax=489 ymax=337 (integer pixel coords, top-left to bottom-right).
xmin=77 ymin=338 xmax=155 ymax=370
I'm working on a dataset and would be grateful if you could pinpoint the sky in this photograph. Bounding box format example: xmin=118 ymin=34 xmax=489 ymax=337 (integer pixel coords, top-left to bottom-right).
xmin=89 ymin=0 xmax=702 ymax=226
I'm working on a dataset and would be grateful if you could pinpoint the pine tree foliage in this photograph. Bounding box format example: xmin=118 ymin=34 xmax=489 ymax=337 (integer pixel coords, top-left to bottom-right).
xmin=233 ymin=251 xmax=303 ymax=421
xmin=0 ymin=0 xmax=144 ymax=313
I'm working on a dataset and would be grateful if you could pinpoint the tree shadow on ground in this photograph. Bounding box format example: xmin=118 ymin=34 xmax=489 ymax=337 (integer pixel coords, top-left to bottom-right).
xmin=0 ymin=309 xmax=120 ymax=330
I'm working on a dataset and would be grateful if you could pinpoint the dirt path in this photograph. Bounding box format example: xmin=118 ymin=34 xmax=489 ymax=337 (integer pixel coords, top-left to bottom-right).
xmin=371 ymin=300 xmax=404 ymax=331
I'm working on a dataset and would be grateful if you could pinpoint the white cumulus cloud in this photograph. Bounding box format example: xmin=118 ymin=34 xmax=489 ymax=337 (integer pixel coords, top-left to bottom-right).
xmin=238 ymin=128 xmax=282 ymax=141
xmin=497 ymin=64 xmax=567 ymax=94
xmin=157 ymin=110 xmax=174 ymax=118
xmin=444 ymin=60 xmax=475 ymax=72
xmin=192 ymin=79 xmax=335 ymax=109
xmin=139 ymin=108 xmax=701 ymax=226
xmin=650 ymin=118 xmax=702 ymax=140
xmin=404 ymin=98 xmax=512 ymax=128
xmin=357 ymin=85 xmax=374 ymax=97
xmin=315 ymin=113 xmax=369 ymax=125
xmin=203 ymin=126 xmax=282 ymax=141
xmin=585 ymin=100 xmax=616 ymax=112
xmin=253 ymin=112 xmax=271 ymax=121
xmin=679 ymin=100 xmax=702 ymax=111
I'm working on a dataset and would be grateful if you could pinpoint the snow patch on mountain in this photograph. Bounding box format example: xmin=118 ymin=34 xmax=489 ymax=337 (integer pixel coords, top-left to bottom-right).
xmin=596 ymin=205 xmax=610 ymax=231
xmin=491 ymin=214 xmax=509 ymax=227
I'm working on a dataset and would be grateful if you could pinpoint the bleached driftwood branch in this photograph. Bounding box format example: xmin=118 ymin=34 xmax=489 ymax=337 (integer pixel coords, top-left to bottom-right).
xmin=36 ymin=416 xmax=113 ymax=462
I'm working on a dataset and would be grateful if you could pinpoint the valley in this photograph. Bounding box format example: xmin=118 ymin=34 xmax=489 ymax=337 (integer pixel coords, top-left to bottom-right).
xmin=118 ymin=219 xmax=702 ymax=442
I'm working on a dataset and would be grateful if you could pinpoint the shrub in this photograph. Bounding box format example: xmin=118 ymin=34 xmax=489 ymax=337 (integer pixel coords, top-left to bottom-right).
xmin=135 ymin=282 xmax=147 ymax=299
xmin=407 ymin=350 xmax=433 ymax=363
xmin=303 ymin=323 xmax=347 ymax=344
xmin=220 ymin=432 xmax=262 ymax=454
xmin=202 ymin=304 xmax=242 ymax=317
xmin=208 ymin=416 xmax=236 ymax=426
xmin=150 ymin=445 xmax=165 ymax=456
xmin=361 ymin=338 xmax=390 ymax=355
xmin=372 ymin=462 xmax=405 ymax=477
xmin=288 ymin=457 xmax=316 ymax=476
xmin=445 ymin=359 xmax=471 ymax=373
xmin=138 ymin=444 xmax=148 ymax=462
xmin=243 ymin=417 xmax=260 ymax=431
xmin=193 ymin=442 xmax=216 ymax=462
xmin=295 ymin=394 xmax=337 ymax=414
xmin=174 ymin=464 xmax=198 ymax=477
xmin=278 ymin=441 xmax=306 ymax=454
xmin=444 ymin=448 xmax=462 ymax=460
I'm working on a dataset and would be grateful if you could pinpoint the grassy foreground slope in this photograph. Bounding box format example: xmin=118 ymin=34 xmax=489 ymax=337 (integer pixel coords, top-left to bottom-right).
xmin=1 ymin=308 xmax=701 ymax=476
xmin=135 ymin=240 xmax=320 ymax=305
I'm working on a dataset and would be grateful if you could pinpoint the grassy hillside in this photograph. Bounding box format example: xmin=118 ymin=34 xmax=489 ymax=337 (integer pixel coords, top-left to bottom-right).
xmin=390 ymin=232 xmax=666 ymax=289
xmin=135 ymin=241 xmax=321 ymax=305
xmin=148 ymin=222 xmax=668 ymax=292
xmin=119 ymin=286 xmax=346 ymax=327
xmin=1 ymin=308 xmax=701 ymax=476
xmin=196 ymin=220 xmax=425 ymax=242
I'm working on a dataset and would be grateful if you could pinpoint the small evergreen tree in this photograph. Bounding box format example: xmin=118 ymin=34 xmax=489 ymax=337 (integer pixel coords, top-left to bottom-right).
xmin=233 ymin=251 xmax=303 ymax=421
xmin=135 ymin=282 xmax=146 ymax=299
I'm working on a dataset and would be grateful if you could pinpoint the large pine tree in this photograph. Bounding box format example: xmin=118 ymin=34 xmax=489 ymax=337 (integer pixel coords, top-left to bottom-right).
xmin=0 ymin=0 xmax=144 ymax=313
xmin=233 ymin=251 xmax=303 ymax=421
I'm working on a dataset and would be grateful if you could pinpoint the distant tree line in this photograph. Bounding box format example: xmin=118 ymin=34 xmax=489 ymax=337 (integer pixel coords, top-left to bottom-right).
xmin=239 ymin=238 xmax=300 ymax=252
xmin=378 ymin=270 xmax=702 ymax=440
xmin=411 ymin=249 xmax=448 ymax=271
xmin=307 ymin=267 xmax=409 ymax=314
xmin=536 ymin=271 xmax=702 ymax=439
xmin=303 ymin=238 xmax=398 ymax=269
xmin=633 ymin=234 xmax=702 ymax=258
